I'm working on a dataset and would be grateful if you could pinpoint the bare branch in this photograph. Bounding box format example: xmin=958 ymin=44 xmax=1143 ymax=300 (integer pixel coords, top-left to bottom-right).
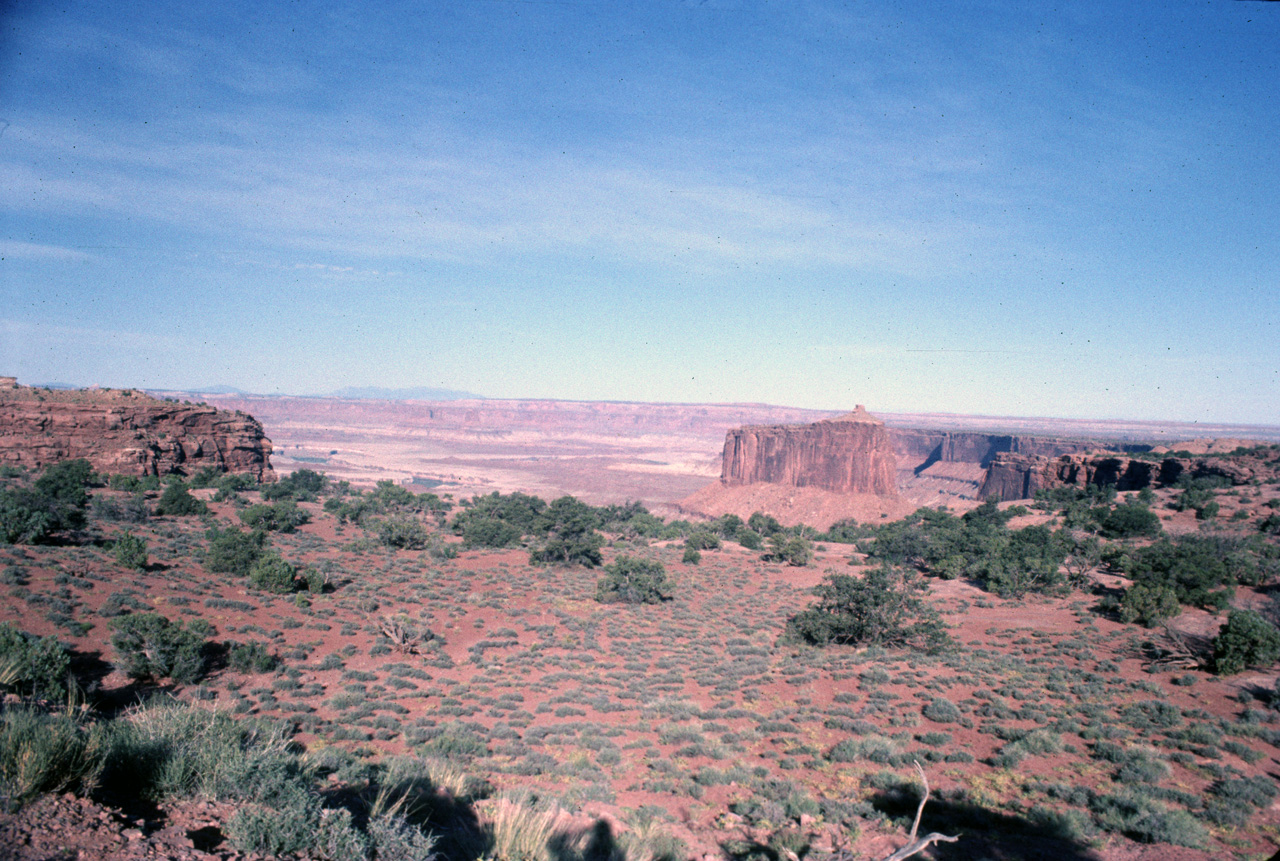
xmin=879 ymin=762 xmax=959 ymax=861
xmin=380 ymin=614 xmax=432 ymax=654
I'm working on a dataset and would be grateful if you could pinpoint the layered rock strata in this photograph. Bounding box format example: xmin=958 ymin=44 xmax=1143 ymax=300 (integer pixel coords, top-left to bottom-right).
xmin=0 ymin=379 xmax=274 ymax=480
xmin=720 ymin=405 xmax=898 ymax=496
xmin=978 ymin=451 xmax=1263 ymax=501
xmin=890 ymin=429 xmax=1112 ymax=472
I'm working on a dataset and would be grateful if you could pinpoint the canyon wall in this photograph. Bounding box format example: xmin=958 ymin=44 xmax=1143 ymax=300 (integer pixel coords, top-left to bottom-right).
xmin=890 ymin=429 xmax=1111 ymax=472
xmin=0 ymin=379 xmax=274 ymax=480
xmin=718 ymin=408 xmax=1157 ymax=504
xmin=978 ymin=451 xmax=1267 ymax=501
xmin=720 ymin=405 xmax=899 ymax=496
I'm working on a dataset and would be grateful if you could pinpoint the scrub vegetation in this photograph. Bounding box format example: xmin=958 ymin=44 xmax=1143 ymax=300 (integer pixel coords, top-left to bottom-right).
xmin=2 ymin=447 xmax=1280 ymax=859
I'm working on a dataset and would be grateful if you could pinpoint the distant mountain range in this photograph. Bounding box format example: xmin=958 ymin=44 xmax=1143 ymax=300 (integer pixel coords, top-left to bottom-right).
xmin=324 ymin=386 xmax=483 ymax=401
xmin=145 ymin=384 xmax=484 ymax=400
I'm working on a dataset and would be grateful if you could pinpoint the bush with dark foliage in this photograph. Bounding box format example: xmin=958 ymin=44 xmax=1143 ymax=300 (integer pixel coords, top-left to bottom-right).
xmin=784 ymin=565 xmax=950 ymax=653
xmin=596 ymin=556 xmax=673 ymax=604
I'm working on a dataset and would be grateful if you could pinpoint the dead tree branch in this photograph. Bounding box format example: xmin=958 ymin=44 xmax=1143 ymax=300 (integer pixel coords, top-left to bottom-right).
xmin=1142 ymin=626 xmax=1206 ymax=671
xmin=880 ymin=762 xmax=959 ymax=861
xmin=380 ymin=615 xmax=432 ymax=654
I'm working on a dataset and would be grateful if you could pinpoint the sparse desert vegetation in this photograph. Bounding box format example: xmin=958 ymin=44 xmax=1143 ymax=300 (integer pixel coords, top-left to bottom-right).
xmin=2 ymin=444 xmax=1280 ymax=860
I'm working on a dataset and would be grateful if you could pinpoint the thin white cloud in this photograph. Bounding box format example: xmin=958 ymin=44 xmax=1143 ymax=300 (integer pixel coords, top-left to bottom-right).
xmin=0 ymin=318 xmax=184 ymax=354
xmin=0 ymin=241 xmax=96 ymax=262
xmin=1 ymin=92 xmax=1036 ymax=281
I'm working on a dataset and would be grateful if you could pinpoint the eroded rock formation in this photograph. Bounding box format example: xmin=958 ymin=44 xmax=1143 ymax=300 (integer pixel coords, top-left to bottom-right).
xmin=0 ymin=379 xmax=274 ymax=480
xmin=890 ymin=429 xmax=1106 ymax=472
xmin=978 ymin=451 xmax=1265 ymax=501
xmin=720 ymin=405 xmax=899 ymax=496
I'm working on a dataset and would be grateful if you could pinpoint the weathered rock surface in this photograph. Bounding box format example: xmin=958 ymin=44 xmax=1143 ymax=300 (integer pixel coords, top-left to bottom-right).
xmin=978 ymin=450 xmax=1271 ymax=501
xmin=720 ymin=405 xmax=899 ymax=496
xmin=890 ymin=428 xmax=1111 ymax=472
xmin=0 ymin=379 xmax=274 ymax=479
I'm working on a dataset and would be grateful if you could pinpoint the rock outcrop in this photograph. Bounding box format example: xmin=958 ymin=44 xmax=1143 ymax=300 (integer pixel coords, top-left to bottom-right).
xmin=0 ymin=379 xmax=274 ymax=480
xmin=720 ymin=405 xmax=898 ymax=496
xmin=890 ymin=429 xmax=1110 ymax=472
xmin=978 ymin=451 xmax=1266 ymax=501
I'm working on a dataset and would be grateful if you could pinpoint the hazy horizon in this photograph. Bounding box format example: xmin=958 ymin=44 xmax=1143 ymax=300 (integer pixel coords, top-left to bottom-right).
xmin=3 ymin=2 xmax=1277 ymax=424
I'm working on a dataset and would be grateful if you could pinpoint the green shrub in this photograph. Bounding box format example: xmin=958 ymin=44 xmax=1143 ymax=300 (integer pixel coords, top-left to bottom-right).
xmin=154 ymin=480 xmax=207 ymax=516
xmin=1110 ymin=535 xmax=1269 ymax=611
xmin=1213 ymin=610 xmax=1280 ymax=675
xmin=529 ymin=522 xmax=604 ymax=568
xmin=1097 ymin=502 xmax=1162 ymax=539
xmin=113 ymin=530 xmax=148 ymax=571
xmin=1117 ymin=583 xmax=1181 ymax=627
xmin=261 ymin=469 xmax=328 ymax=502
xmin=247 ymin=553 xmax=300 ymax=594
xmin=0 ymin=458 xmax=94 ymax=543
xmin=100 ymin=698 xmax=300 ymax=805
xmin=212 ymin=473 xmax=255 ymax=501
xmin=303 ymin=568 xmax=329 ymax=594
xmin=109 ymin=474 xmax=161 ymax=492
xmin=1089 ymin=790 xmax=1206 ymax=847
xmin=856 ymin=501 xmax=1072 ymax=596
xmin=763 ymin=535 xmax=813 ymax=567
xmin=747 ymin=512 xmax=784 ymax=536
xmin=921 ymin=698 xmax=962 ymax=723
xmin=226 ymin=801 xmax=368 ymax=858
xmin=0 ymin=707 xmax=104 ymax=810
xmin=783 ymin=565 xmax=950 ymax=653
xmin=1115 ymin=752 xmax=1169 ymax=785
xmin=596 ymin=556 xmax=673 ymax=604
xmin=820 ymin=519 xmax=876 ymax=544
xmin=828 ymin=735 xmax=898 ymax=763
xmin=682 ymin=547 xmax=701 ymax=565
xmin=461 ymin=517 xmax=523 ymax=549
xmin=204 ymin=527 xmax=268 ymax=576
xmin=228 ymin=641 xmax=280 ymax=674
xmin=1119 ymin=700 xmax=1182 ymax=731
xmin=91 ymin=492 xmax=149 ymax=523
xmin=239 ymin=501 xmax=310 ymax=533
xmin=0 ymin=624 xmax=70 ymax=699
xmin=1203 ymin=775 xmax=1277 ymax=826
xmin=110 ymin=614 xmax=212 ymax=684
xmin=685 ymin=531 xmax=721 ymax=551
xmin=378 ymin=516 xmax=430 ymax=550
xmin=0 ymin=489 xmax=55 ymax=544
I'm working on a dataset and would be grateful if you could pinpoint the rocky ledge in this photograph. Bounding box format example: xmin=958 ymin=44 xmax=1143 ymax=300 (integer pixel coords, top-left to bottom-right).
xmin=978 ymin=450 xmax=1271 ymax=501
xmin=0 ymin=378 xmax=274 ymax=480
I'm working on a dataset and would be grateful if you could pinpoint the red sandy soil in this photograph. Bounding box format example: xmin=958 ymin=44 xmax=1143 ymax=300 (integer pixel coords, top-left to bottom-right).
xmin=677 ymin=482 xmax=920 ymax=530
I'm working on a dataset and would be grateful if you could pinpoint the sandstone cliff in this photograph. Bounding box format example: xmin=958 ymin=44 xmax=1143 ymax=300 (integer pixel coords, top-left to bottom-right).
xmin=0 ymin=379 xmax=274 ymax=480
xmin=978 ymin=451 xmax=1267 ymax=501
xmin=890 ymin=428 xmax=1118 ymax=472
xmin=720 ymin=405 xmax=898 ymax=496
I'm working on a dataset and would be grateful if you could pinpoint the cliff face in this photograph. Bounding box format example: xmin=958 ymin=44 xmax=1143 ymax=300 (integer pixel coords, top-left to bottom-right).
xmin=978 ymin=452 xmax=1263 ymax=501
xmin=720 ymin=405 xmax=898 ymax=496
xmin=890 ymin=429 xmax=1118 ymax=471
xmin=0 ymin=380 xmax=274 ymax=480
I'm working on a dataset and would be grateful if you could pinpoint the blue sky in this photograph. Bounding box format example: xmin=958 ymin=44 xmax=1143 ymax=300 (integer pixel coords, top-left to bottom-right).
xmin=1 ymin=1 xmax=1277 ymax=423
